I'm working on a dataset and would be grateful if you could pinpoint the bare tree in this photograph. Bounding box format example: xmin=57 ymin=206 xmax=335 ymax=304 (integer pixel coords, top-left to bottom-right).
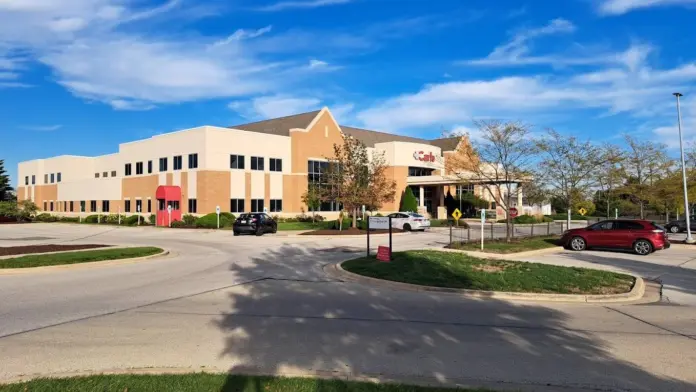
xmin=622 ymin=135 xmax=673 ymax=219
xmin=535 ymin=129 xmax=605 ymax=228
xmin=595 ymin=144 xmax=625 ymax=219
xmin=447 ymin=120 xmax=536 ymax=242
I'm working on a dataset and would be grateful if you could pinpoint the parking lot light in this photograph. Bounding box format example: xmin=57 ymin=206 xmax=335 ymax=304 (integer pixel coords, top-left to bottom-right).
xmin=674 ymin=92 xmax=694 ymax=243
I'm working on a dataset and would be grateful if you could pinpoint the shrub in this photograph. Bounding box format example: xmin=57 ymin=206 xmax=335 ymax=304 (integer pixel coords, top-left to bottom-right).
xmin=103 ymin=214 xmax=126 ymax=224
xmin=16 ymin=200 xmax=39 ymax=222
xmin=498 ymin=215 xmax=554 ymax=224
xmin=35 ymin=213 xmax=59 ymax=222
xmin=148 ymin=214 xmax=156 ymax=225
xmin=373 ymin=213 xmax=384 ymax=217
xmin=171 ymin=220 xmax=186 ymax=228
xmin=84 ymin=215 xmax=99 ymax=224
xmin=182 ymin=214 xmax=197 ymax=226
xmin=546 ymin=214 xmax=588 ymax=221
xmin=125 ymin=215 xmax=141 ymax=226
xmin=60 ymin=217 xmax=80 ymax=223
xmin=0 ymin=201 xmax=18 ymax=218
xmin=195 ymin=213 xmax=231 ymax=228
xmin=400 ymin=187 xmax=418 ymax=212
xmin=220 ymin=212 xmax=236 ymax=221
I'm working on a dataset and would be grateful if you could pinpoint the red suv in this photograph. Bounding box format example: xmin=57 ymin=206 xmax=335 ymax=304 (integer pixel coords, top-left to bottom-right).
xmin=560 ymin=220 xmax=669 ymax=255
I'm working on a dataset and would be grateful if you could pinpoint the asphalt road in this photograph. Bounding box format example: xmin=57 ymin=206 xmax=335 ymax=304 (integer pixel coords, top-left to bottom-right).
xmin=1 ymin=224 xmax=695 ymax=392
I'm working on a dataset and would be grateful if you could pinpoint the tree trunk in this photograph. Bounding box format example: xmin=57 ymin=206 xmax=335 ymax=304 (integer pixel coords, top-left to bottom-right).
xmin=640 ymin=202 xmax=645 ymax=219
xmin=352 ymin=207 xmax=357 ymax=229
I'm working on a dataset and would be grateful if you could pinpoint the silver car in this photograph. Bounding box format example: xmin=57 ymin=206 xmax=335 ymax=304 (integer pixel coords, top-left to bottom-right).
xmin=387 ymin=212 xmax=431 ymax=231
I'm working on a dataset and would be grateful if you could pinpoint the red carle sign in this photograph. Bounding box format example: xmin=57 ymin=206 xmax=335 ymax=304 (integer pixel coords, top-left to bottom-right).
xmin=509 ymin=207 xmax=519 ymax=218
xmin=377 ymin=246 xmax=391 ymax=262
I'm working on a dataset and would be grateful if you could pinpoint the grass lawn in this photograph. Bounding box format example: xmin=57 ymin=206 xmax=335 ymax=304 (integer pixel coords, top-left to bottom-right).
xmin=448 ymin=236 xmax=560 ymax=254
xmin=0 ymin=247 xmax=163 ymax=269
xmin=277 ymin=221 xmax=332 ymax=231
xmin=0 ymin=374 xmax=494 ymax=392
xmin=342 ymin=250 xmax=634 ymax=294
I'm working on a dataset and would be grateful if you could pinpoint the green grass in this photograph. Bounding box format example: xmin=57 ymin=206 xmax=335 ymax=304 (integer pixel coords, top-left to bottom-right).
xmin=449 ymin=236 xmax=560 ymax=254
xmin=0 ymin=374 xmax=493 ymax=392
xmin=277 ymin=221 xmax=332 ymax=231
xmin=0 ymin=247 xmax=163 ymax=269
xmin=342 ymin=250 xmax=634 ymax=294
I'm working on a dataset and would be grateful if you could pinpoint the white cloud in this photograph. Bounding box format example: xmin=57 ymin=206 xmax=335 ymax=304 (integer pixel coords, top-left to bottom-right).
xmin=48 ymin=17 xmax=87 ymax=32
xmin=0 ymin=71 xmax=18 ymax=79
xmin=108 ymin=99 xmax=155 ymax=111
xmin=211 ymin=26 xmax=273 ymax=47
xmin=21 ymin=124 xmax=62 ymax=131
xmin=598 ymin=0 xmax=696 ymax=15
xmin=309 ymin=59 xmax=328 ymax=69
xmin=229 ymin=95 xmax=322 ymax=119
xmin=256 ymin=0 xmax=352 ymax=12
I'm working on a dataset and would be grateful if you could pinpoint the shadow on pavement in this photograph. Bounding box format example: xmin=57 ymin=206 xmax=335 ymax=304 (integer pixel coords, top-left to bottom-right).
xmin=215 ymin=244 xmax=695 ymax=391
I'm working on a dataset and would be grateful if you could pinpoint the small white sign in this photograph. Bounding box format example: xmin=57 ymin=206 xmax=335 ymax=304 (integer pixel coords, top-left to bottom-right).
xmin=137 ymin=205 xmax=141 ymax=213
xmin=167 ymin=205 xmax=172 ymax=213
xmin=216 ymin=206 xmax=220 ymax=215
xmin=369 ymin=216 xmax=389 ymax=230
xmin=361 ymin=205 xmax=366 ymax=214
xmin=481 ymin=209 xmax=486 ymax=223
xmin=263 ymin=207 xmax=268 ymax=213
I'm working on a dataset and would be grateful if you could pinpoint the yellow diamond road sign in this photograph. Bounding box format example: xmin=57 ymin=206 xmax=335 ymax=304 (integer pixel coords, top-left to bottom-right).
xmin=452 ymin=208 xmax=462 ymax=220
xmin=579 ymin=208 xmax=587 ymax=216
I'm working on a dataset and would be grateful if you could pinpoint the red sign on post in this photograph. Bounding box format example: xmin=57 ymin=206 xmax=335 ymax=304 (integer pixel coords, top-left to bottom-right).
xmin=376 ymin=246 xmax=391 ymax=262
xmin=509 ymin=207 xmax=519 ymax=218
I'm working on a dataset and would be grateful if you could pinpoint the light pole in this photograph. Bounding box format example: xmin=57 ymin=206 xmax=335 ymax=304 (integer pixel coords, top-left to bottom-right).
xmin=674 ymin=92 xmax=694 ymax=243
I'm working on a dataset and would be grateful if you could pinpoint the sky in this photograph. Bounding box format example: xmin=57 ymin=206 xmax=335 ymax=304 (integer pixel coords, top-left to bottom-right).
xmin=1 ymin=0 xmax=696 ymax=186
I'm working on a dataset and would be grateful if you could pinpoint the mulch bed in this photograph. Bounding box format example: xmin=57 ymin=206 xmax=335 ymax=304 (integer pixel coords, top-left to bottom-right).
xmin=0 ymin=244 xmax=111 ymax=257
xmin=301 ymin=227 xmax=404 ymax=236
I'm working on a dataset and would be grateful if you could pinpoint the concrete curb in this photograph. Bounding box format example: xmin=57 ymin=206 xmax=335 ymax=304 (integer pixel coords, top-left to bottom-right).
xmin=0 ymin=245 xmax=118 ymax=260
xmin=324 ymin=261 xmax=645 ymax=304
xmin=0 ymin=248 xmax=170 ymax=275
xmin=434 ymin=246 xmax=566 ymax=259
xmin=280 ymin=231 xmax=412 ymax=239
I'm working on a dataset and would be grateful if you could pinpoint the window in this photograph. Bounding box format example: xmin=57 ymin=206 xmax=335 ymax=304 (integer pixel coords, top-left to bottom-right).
xmin=57 ymin=173 xmax=62 ymax=182
xmin=125 ymin=163 xmax=132 ymax=176
xmin=188 ymin=153 xmax=198 ymax=169
xmin=188 ymin=198 xmax=197 ymax=213
xmin=43 ymin=201 xmax=47 ymax=211
xmin=251 ymin=156 xmax=264 ymax=171
xmin=270 ymin=158 xmax=282 ymax=172
xmin=50 ymin=201 xmax=53 ymax=211
xmin=307 ymin=160 xmax=342 ymax=211
xmin=147 ymin=199 xmax=152 ymax=213
xmin=173 ymin=155 xmax=183 ymax=171
xmin=251 ymin=199 xmax=264 ymax=212
xmin=90 ymin=200 xmax=97 ymax=212
xmin=136 ymin=162 xmax=143 ymax=175
xmin=50 ymin=173 xmax=55 ymax=183
xmin=44 ymin=174 xmax=48 ymax=184
xmin=63 ymin=201 xmax=67 ymax=211
xmin=102 ymin=200 xmax=110 ymax=213
xmin=456 ymin=184 xmax=475 ymax=197
xmin=111 ymin=171 xmax=117 ymax=177
xmin=167 ymin=200 xmax=180 ymax=211
xmin=103 ymin=172 xmax=108 ymax=178
xmin=31 ymin=175 xmax=35 ymax=185
xmin=615 ymin=221 xmax=644 ymax=230
xmin=148 ymin=160 xmax=153 ymax=174
xmin=95 ymin=173 xmax=100 ymax=178
xmin=591 ymin=221 xmax=614 ymax=230
xmin=230 ymin=199 xmax=245 ymax=213
xmin=230 ymin=154 xmax=245 ymax=169
xmin=408 ymin=167 xmax=435 ymax=177
xmin=80 ymin=201 xmax=85 ymax=212
xmin=270 ymin=199 xmax=283 ymax=212
xmin=24 ymin=176 xmax=28 ymax=185
xmin=70 ymin=201 xmax=74 ymax=212
xmin=136 ymin=199 xmax=142 ymax=213
xmin=125 ymin=200 xmax=131 ymax=213
xmin=159 ymin=157 xmax=168 ymax=172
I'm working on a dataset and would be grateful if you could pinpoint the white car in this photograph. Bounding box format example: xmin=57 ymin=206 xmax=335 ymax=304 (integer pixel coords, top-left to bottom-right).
xmin=387 ymin=212 xmax=431 ymax=231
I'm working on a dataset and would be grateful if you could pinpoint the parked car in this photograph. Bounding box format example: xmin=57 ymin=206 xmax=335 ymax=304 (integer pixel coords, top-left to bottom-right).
xmin=386 ymin=212 xmax=431 ymax=231
xmin=233 ymin=213 xmax=277 ymax=236
xmin=665 ymin=216 xmax=696 ymax=233
xmin=560 ymin=219 xmax=669 ymax=255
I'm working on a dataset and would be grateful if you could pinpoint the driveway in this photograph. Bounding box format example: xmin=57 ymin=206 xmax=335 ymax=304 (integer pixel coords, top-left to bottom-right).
xmin=1 ymin=223 xmax=695 ymax=392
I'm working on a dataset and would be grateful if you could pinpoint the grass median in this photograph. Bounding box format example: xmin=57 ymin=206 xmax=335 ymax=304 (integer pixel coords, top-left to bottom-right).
xmin=448 ymin=236 xmax=560 ymax=254
xmin=342 ymin=250 xmax=634 ymax=295
xmin=0 ymin=374 xmax=494 ymax=392
xmin=0 ymin=247 xmax=163 ymax=269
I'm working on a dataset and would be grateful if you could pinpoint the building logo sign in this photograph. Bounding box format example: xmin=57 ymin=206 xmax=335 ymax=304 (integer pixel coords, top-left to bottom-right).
xmin=413 ymin=151 xmax=436 ymax=163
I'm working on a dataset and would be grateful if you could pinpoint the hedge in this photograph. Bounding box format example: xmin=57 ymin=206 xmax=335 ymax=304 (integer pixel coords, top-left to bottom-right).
xmin=34 ymin=213 xmax=59 ymax=222
xmin=546 ymin=214 xmax=589 ymax=221
xmin=497 ymin=215 xmax=554 ymax=224
xmin=195 ymin=213 xmax=232 ymax=228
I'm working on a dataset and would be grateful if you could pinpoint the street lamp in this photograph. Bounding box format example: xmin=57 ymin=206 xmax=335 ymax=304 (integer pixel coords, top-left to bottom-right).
xmin=674 ymin=92 xmax=694 ymax=243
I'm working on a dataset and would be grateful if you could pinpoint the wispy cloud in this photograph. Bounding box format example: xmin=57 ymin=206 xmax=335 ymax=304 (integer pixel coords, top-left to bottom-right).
xmin=229 ymin=95 xmax=322 ymax=119
xmin=211 ymin=25 xmax=273 ymax=47
xmin=21 ymin=125 xmax=62 ymax=132
xmin=597 ymin=0 xmax=696 ymax=15
xmin=256 ymin=0 xmax=352 ymax=12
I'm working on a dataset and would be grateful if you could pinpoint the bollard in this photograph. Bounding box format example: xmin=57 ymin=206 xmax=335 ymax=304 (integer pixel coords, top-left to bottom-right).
xmin=490 ymin=222 xmax=494 ymax=239
xmin=531 ymin=223 xmax=534 ymax=236
xmin=512 ymin=222 xmax=515 ymax=238
xmin=467 ymin=226 xmax=470 ymax=241
xmin=449 ymin=224 xmax=452 ymax=246
xmin=547 ymin=222 xmax=550 ymax=235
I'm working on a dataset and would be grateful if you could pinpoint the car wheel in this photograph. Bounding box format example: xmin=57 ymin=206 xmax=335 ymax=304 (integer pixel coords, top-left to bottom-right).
xmin=255 ymin=227 xmax=263 ymax=236
xmin=272 ymin=226 xmax=277 ymax=234
xmin=670 ymin=225 xmax=680 ymax=233
xmin=634 ymin=239 xmax=653 ymax=255
xmin=233 ymin=231 xmax=239 ymax=236
xmin=403 ymin=223 xmax=412 ymax=231
xmin=570 ymin=236 xmax=586 ymax=251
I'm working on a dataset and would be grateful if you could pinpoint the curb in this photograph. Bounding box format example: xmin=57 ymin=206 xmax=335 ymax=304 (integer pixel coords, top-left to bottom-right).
xmin=0 ymin=249 xmax=170 ymax=275
xmin=324 ymin=261 xmax=646 ymax=304
xmin=434 ymin=246 xmax=566 ymax=259
xmin=0 ymin=245 xmax=117 ymax=260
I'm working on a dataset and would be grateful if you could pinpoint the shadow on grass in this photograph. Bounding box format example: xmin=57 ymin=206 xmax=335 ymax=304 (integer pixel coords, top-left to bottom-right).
xmin=213 ymin=243 xmax=695 ymax=392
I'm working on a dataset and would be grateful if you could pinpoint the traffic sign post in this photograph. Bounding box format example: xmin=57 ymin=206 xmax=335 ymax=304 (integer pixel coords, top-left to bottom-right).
xmin=167 ymin=205 xmax=172 ymax=227
xmin=579 ymin=208 xmax=587 ymax=216
xmin=509 ymin=207 xmax=518 ymax=218
xmin=118 ymin=207 xmax=121 ymax=225
xmin=452 ymin=208 xmax=462 ymax=227
xmin=367 ymin=216 xmax=392 ymax=261
xmin=137 ymin=205 xmax=141 ymax=225
xmin=216 ymin=206 xmax=221 ymax=229
xmin=481 ymin=209 xmax=486 ymax=250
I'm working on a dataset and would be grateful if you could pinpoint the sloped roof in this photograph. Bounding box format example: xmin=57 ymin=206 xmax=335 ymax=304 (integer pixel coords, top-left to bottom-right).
xmin=429 ymin=137 xmax=460 ymax=152
xmin=229 ymin=110 xmax=321 ymax=136
xmin=340 ymin=126 xmax=431 ymax=147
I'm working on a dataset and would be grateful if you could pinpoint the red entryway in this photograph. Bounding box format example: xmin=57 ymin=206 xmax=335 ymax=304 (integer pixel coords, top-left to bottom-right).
xmin=155 ymin=186 xmax=182 ymax=227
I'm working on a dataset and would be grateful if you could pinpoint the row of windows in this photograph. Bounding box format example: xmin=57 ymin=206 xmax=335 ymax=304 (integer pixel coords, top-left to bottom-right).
xmin=408 ymin=166 xmax=435 ymax=177
xmin=124 ymin=154 xmax=199 ymax=177
xmin=230 ymin=155 xmax=282 ymax=172
xmin=39 ymin=198 xmax=285 ymax=214
xmin=42 ymin=200 xmax=153 ymax=213
xmin=24 ymin=175 xmax=36 ymax=185
xmin=95 ymin=171 xmax=117 ymax=178
xmin=30 ymin=173 xmax=62 ymax=185
xmin=229 ymin=199 xmax=283 ymax=213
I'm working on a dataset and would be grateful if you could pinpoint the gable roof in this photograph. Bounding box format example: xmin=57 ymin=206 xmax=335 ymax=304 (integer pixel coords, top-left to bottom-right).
xmin=229 ymin=110 xmax=321 ymax=136
xmin=429 ymin=137 xmax=460 ymax=152
xmin=340 ymin=126 xmax=431 ymax=147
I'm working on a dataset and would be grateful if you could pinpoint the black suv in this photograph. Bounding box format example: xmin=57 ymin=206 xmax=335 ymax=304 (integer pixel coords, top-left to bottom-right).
xmin=665 ymin=216 xmax=696 ymax=233
xmin=233 ymin=213 xmax=277 ymax=236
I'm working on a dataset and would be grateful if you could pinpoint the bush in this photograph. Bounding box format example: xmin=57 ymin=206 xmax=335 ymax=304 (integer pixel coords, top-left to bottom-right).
xmin=103 ymin=214 xmax=126 ymax=224
xmin=182 ymin=214 xmax=197 ymax=226
xmin=125 ymin=215 xmax=141 ymax=226
xmin=431 ymin=219 xmax=469 ymax=228
xmin=148 ymin=214 xmax=156 ymax=225
xmin=400 ymin=187 xmax=418 ymax=213
xmin=60 ymin=217 xmax=80 ymax=223
xmin=195 ymin=213 xmax=231 ymax=228
xmin=16 ymin=200 xmax=39 ymax=222
xmin=0 ymin=201 xmax=18 ymax=218
xmin=171 ymin=220 xmax=186 ymax=228
xmin=35 ymin=213 xmax=59 ymax=222
xmin=373 ymin=213 xmax=384 ymax=217
xmin=498 ymin=215 xmax=554 ymax=224
xmin=84 ymin=215 xmax=99 ymax=224
xmin=220 ymin=212 xmax=236 ymax=221
xmin=546 ymin=214 xmax=588 ymax=221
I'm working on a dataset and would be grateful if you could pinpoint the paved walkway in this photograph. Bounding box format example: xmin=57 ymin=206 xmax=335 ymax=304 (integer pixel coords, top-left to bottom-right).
xmin=1 ymin=224 xmax=695 ymax=391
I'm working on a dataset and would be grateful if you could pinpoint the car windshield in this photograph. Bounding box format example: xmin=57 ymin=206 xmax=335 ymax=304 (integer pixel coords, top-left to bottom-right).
xmin=238 ymin=214 xmax=254 ymax=220
xmin=652 ymin=222 xmax=666 ymax=231
xmin=408 ymin=213 xmax=425 ymax=218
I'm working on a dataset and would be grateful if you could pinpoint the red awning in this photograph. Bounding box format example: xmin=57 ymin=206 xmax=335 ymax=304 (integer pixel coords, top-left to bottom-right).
xmin=155 ymin=186 xmax=181 ymax=201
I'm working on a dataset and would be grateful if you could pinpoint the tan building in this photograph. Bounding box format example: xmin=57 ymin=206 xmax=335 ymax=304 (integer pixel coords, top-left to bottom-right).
xmin=17 ymin=107 xmax=532 ymax=219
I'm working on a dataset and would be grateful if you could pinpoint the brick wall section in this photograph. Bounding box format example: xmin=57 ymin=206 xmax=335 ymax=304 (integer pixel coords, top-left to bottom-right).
xmin=181 ymin=172 xmax=188 ymax=214
xmin=122 ymin=175 xmax=159 ymax=205
xmin=197 ymin=171 xmax=230 ymax=214
xmin=244 ymin=173 xmax=251 ymax=213
xmin=16 ymin=186 xmax=26 ymax=202
xmin=264 ymin=173 xmax=270 ymax=211
xmin=283 ymin=174 xmax=308 ymax=213
xmin=382 ymin=166 xmax=408 ymax=212
xmin=34 ymin=185 xmax=57 ymax=211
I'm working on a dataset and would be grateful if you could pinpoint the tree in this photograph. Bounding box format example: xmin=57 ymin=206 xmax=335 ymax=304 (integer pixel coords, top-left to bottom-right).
xmin=0 ymin=159 xmax=13 ymax=201
xmin=301 ymin=185 xmax=322 ymax=222
xmin=535 ymin=129 xmax=605 ymax=229
xmin=0 ymin=201 xmax=17 ymax=218
xmin=595 ymin=144 xmax=625 ymax=218
xmin=323 ymin=135 xmax=396 ymax=229
xmin=400 ymin=187 xmax=418 ymax=212
xmin=447 ymin=120 xmax=536 ymax=242
xmin=16 ymin=200 xmax=38 ymax=221
xmin=622 ymin=135 xmax=673 ymax=219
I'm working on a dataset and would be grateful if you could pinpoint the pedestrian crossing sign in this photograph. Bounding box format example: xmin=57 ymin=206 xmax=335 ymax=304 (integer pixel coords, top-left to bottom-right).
xmin=452 ymin=208 xmax=462 ymax=221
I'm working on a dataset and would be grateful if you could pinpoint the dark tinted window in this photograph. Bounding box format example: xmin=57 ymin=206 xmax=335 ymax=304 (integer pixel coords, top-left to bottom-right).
xmin=136 ymin=162 xmax=143 ymax=175
xmin=251 ymin=157 xmax=264 ymax=171
xmin=159 ymin=157 xmax=168 ymax=172
xmin=615 ymin=221 xmax=644 ymax=230
xmin=592 ymin=221 xmax=614 ymax=230
xmin=173 ymin=155 xmax=182 ymax=170
xmin=147 ymin=160 xmax=153 ymax=174
xmin=230 ymin=155 xmax=245 ymax=169
xmin=188 ymin=153 xmax=198 ymax=169
xmin=125 ymin=163 xmax=132 ymax=176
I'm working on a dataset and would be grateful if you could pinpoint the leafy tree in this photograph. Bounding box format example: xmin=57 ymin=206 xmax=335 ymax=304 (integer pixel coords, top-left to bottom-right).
xmin=16 ymin=200 xmax=38 ymax=221
xmin=573 ymin=199 xmax=596 ymax=217
xmin=400 ymin=187 xmax=418 ymax=212
xmin=595 ymin=144 xmax=625 ymax=218
xmin=621 ymin=135 xmax=673 ymax=219
xmin=0 ymin=159 xmax=13 ymax=201
xmin=301 ymin=185 xmax=322 ymax=223
xmin=0 ymin=201 xmax=17 ymax=218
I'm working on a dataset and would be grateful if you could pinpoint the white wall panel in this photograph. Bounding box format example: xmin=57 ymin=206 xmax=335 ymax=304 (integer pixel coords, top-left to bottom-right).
xmin=251 ymin=172 xmax=264 ymax=198
xmin=230 ymin=170 xmax=245 ymax=198
xmin=158 ymin=173 xmax=167 ymax=185
xmin=187 ymin=171 xmax=197 ymax=198
xmin=270 ymin=173 xmax=283 ymax=199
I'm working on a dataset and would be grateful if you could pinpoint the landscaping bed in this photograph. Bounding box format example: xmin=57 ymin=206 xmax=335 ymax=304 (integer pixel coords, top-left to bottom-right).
xmin=342 ymin=250 xmax=634 ymax=294
xmin=301 ymin=227 xmax=404 ymax=235
xmin=447 ymin=236 xmax=560 ymax=254
xmin=0 ymin=374 xmax=494 ymax=392
xmin=0 ymin=247 xmax=163 ymax=269
xmin=0 ymin=244 xmax=110 ymax=257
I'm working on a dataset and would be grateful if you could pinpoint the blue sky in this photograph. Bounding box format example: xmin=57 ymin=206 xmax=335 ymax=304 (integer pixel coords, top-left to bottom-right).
xmin=2 ymin=0 xmax=696 ymax=186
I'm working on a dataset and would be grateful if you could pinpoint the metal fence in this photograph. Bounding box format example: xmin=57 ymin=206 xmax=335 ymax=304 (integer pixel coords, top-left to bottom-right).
xmin=446 ymin=220 xmax=599 ymax=246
